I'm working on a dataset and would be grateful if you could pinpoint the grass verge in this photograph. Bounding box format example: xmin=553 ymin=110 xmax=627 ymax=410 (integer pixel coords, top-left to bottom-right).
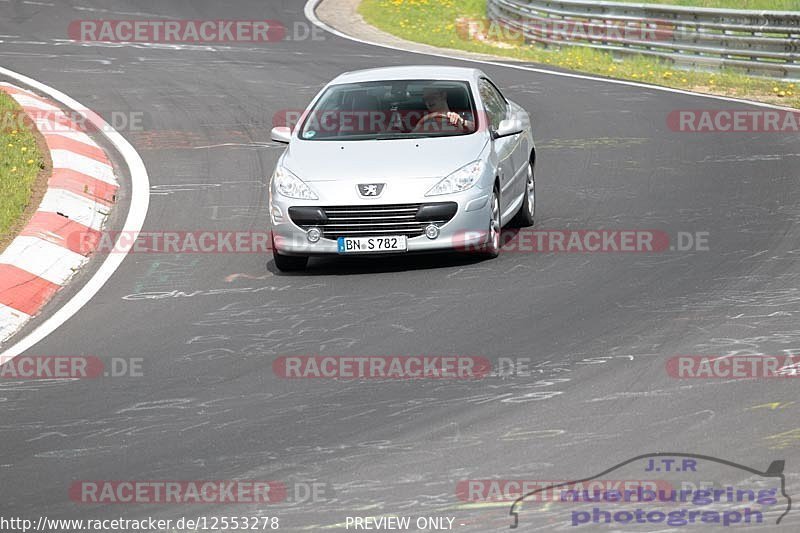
xmin=358 ymin=0 xmax=799 ymax=109
xmin=0 ymin=91 xmax=48 ymax=251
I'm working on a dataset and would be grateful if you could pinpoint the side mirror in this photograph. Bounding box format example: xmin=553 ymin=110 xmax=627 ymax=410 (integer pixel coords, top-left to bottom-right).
xmin=271 ymin=126 xmax=292 ymax=144
xmin=492 ymin=118 xmax=523 ymax=139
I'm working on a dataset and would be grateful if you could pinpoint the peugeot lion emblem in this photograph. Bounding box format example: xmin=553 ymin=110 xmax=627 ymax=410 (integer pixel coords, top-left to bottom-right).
xmin=358 ymin=183 xmax=385 ymax=197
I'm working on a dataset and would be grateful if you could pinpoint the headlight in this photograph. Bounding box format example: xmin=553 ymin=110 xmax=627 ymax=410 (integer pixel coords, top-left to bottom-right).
xmin=272 ymin=165 xmax=318 ymax=200
xmin=426 ymin=160 xmax=485 ymax=196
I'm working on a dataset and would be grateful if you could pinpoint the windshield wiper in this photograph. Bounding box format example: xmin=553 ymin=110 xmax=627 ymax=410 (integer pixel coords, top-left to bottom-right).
xmin=374 ymin=133 xmax=432 ymax=140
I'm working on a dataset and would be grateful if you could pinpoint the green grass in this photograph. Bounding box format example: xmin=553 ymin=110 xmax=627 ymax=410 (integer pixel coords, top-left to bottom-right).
xmin=614 ymin=0 xmax=800 ymax=10
xmin=358 ymin=0 xmax=799 ymax=109
xmin=0 ymin=92 xmax=44 ymax=241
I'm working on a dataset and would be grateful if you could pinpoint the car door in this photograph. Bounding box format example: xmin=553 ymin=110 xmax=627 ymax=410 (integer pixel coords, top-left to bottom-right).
xmin=487 ymin=79 xmax=529 ymax=206
xmin=479 ymin=78 xmax=521 ymax=222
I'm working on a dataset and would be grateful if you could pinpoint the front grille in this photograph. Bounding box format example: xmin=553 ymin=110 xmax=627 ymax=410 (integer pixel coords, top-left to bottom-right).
xmin=291 ymin=203 xmax=456 ymax=240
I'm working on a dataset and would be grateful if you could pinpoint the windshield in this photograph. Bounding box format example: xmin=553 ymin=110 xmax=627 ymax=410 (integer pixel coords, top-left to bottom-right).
xmin=298 ymin=79 xmax=478 ymax=141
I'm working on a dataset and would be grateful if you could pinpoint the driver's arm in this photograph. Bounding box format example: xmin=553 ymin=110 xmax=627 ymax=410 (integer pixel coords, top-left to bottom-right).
xmin=447 ymin=112 xmax=474 ymax=131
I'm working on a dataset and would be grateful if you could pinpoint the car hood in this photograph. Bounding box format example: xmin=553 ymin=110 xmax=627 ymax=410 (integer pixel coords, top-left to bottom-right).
xmin=282 ymin=134 xmax=489 ymax=183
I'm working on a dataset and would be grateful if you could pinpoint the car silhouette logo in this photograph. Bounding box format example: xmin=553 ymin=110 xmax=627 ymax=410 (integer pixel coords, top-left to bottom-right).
xmin=358 ymin=184 xmax=385 ymax=197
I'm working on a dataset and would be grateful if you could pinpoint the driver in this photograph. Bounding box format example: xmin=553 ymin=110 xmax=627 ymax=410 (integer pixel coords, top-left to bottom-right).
xmin=413 ymin=87 xmax=474 ymax=133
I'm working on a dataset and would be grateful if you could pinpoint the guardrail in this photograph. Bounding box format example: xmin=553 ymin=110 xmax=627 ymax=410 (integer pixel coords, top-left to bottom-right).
xmin=486 ymin=0 xmax=800 ymax=79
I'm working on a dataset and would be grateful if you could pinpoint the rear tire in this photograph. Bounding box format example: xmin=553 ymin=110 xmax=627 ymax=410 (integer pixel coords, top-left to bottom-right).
xmin=511 ymin=162 xmax=535 ymax=227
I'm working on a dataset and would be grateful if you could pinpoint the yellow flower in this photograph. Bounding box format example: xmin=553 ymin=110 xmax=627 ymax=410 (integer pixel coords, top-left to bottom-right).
xmin=10 ymin=167 xmax=17 ymax=173
xmin=11 ymin=130 xmax=17 ymax=135
xmin=20 ymin=146 xmax=27 ymax=153
xmin=27 ymin=159 xmax=35 ymax=165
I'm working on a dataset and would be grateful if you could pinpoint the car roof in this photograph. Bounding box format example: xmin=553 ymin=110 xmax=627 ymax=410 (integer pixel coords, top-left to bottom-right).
xmin=331 ymin=66 xmax=486 ymax=84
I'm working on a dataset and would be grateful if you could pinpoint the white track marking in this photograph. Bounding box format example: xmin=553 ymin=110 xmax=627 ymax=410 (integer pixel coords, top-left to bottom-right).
xmin=304 ymin=0 xmax=799 ymax=113
xmin=0 ymin=66 xmax=150 ymax=359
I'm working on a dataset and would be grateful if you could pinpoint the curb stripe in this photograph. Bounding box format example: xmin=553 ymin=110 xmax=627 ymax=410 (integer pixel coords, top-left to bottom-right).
xmin=39 ymin=128 xmax=96 ymax=145
xmin=0 ymin=65 xmax=148 ymax=357
xmin=0 ymin=304 xmax=31 ymax=342
xmin=44 ymin=134 xmax=108 ymax=164
xmin=18 ymin=96 xmax=60 ymax=111
xmin=19 ymin=212 xmax=100 ymax=256
xmin=37 ymin=188 xmax=109 ymax=231
xmin=31 ymin=115 xmax=87 ymax=135
xmin=51 ymin=149 xmax=117 ymax=186
xmin=49 ymin=168 xmax=117 ymax=205
xmin=0 ymin=236 xmax=87 ymax=286
xmin=0 ymin=264 xmax=61 ymax=315
xmin=0 ymin=81 xmax=124 ymax=343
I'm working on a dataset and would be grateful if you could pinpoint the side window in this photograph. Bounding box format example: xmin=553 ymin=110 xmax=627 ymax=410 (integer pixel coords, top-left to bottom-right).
xmin=479 ymin=79 xmax=508 ymax=130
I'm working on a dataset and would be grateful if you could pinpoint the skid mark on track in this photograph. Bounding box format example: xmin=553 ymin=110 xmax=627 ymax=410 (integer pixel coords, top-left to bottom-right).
xmin=749 ymin=402 xmax=796 ymax=411
xmin=764 ymin=428 xmax=800 ymax=450
xmin=225 ymin=272 xmax=273 ymax=282
xmin=132 ymin=257 xmax=201 ymax=293
xmin=499 ymin=429 xmax=565 ymax=441
xmin=538 ymin=137 xmax=648 ymax=150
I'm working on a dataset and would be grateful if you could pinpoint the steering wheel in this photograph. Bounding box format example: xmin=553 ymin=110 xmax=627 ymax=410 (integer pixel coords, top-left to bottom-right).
xmin=414 ymin=112 xmax=452 ymax=131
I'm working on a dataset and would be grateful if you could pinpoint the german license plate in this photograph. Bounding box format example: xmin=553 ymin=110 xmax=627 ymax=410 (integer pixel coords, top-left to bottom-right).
xmin=337 ymin=236 xmax=407 ymax=253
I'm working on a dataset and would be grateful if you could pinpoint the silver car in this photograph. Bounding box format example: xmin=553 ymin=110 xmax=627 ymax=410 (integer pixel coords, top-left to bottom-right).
xmin=268 ymin=66 xmax=536 ymax=271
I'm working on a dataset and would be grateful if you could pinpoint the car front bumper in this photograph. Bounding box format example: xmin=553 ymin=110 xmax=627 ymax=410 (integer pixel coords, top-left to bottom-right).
xmin=269 ymin=191 xmax=492 ymax=256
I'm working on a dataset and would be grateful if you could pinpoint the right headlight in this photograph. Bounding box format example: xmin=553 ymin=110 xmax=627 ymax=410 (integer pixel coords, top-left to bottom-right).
xmin=426 ymin=160 xmax=485 ymax=196
xmin=272 ymin=165 xmax=318 ymax=200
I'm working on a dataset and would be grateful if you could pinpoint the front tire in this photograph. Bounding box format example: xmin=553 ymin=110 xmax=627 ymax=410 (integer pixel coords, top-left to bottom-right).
xmin=271 ymin=234 xmax=308 ymax=271
xmin=273 ymin=250 xmax=308 ymax=272
xmin=481 ymin=187 xmax=501 ymax=259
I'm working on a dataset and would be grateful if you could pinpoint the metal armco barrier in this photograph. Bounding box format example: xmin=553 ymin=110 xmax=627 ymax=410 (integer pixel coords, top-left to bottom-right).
xmin=486 ymin=0 xmax=800 ymax=79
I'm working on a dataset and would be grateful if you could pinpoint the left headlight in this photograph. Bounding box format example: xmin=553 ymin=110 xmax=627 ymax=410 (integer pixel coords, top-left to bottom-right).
xmin=426 ymin=160 xmax=485 ymax=196
xmin=272 ymin=165 xmax=318 ymax=200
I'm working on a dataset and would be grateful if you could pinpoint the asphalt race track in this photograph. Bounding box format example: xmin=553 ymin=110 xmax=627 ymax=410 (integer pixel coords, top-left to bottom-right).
xmin=1 ymin=0 xmax=799 ymax=531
